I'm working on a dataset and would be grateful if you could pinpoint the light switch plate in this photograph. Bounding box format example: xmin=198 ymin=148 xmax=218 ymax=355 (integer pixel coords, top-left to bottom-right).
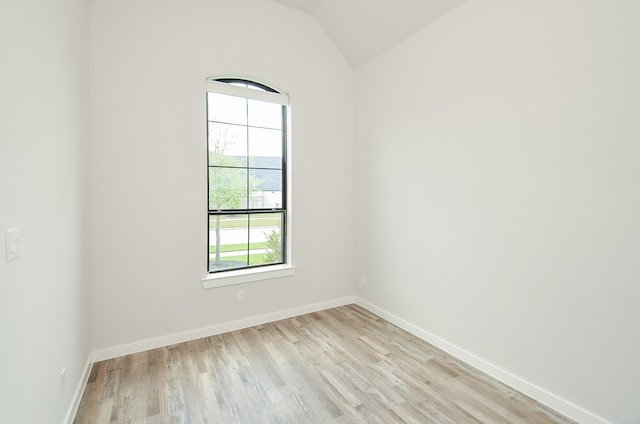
xmin=6 ymin=228 xmax=20 ymax=262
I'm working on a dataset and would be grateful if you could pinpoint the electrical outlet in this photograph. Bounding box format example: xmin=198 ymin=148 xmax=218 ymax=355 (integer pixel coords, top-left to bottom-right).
xmin=60 ymin=368 xmax=66 ymax=392
xmin=361 ymin=274 xmax=367 ymax=286
xmin=237 ymin=290 xmax=244 ymax=302
xmin=6 ymin=228 xmax=20 ymax=262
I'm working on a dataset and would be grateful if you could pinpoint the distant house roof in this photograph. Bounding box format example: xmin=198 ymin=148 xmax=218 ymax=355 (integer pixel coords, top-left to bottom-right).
xmin=252 ymin=156 xmax=282 ymax=191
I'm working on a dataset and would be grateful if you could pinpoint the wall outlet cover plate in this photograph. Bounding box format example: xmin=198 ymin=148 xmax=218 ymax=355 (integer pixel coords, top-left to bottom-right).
xmin=6 ymin=228 xmax=20 ymax=262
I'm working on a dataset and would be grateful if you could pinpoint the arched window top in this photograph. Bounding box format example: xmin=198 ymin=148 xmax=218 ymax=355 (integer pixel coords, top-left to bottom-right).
xmin=206 ymin=77 xmax=289 ymax=106
xmin=214 ymin=78 xmax=279 ymax=93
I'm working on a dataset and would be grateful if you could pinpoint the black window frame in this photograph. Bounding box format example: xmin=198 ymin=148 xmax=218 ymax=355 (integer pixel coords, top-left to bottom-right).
xmin=206 ymin=78 xmax=288 ymax=274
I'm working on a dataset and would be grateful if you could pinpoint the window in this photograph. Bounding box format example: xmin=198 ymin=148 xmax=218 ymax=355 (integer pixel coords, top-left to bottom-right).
xmin=206 ymin=78 xmax=289 ymax=277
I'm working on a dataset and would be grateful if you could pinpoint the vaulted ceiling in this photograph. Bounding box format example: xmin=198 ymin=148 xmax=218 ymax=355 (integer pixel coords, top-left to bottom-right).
xmin=272 ymin=0 xmax=468 ymax=68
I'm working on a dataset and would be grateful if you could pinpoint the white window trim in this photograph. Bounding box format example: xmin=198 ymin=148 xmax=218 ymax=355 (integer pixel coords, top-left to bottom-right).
xmin=202 ymin=77 xmax=294 ymax=289
xmin=201 ymin=264 xmax=296 ymax=288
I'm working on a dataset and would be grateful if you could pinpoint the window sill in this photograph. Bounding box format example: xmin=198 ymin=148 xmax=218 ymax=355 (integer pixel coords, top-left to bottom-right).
xmin=201 ymin=264 xmax=296 ymax=289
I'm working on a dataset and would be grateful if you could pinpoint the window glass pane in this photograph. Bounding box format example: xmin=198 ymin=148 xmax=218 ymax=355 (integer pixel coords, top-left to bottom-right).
xmin=208 ymin=167 xmax=248 ymax=209
xmin=250 ymin=169 xmax=282 ymax=209
xmin=248 ymin=99 xmax=282 ymax=130
xmin=223 ymin=81 xmax=266 ymax=91
xmin=208 ymin=122 xmax=247 ymax=167
xmin=208 ymin=92 xmax=247 ymax=125
xmin=251 ymin=212 xmax=283 ymax=265
xmin=209 ymin=214 xmax=249 ymax=272
xmin=249 ymin=127 xmax=282 ymax=166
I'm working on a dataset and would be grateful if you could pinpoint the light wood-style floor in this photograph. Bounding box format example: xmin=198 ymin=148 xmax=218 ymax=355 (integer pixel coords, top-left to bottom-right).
xmin=74 ymin=305 xmax=576 ymax=423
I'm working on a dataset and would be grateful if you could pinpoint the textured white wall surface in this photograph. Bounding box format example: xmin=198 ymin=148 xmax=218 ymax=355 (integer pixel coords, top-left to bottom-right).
xmin=89 ymin=0 xmax=355 ymax=351
xmin=356 ymin=1 xmax=640 ymax=423
xmin=0 ymin=0 xmax=90 ymax=422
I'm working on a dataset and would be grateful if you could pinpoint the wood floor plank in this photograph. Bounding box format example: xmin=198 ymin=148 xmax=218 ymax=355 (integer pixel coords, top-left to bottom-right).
xmin=74 ymin=305 xmax=577 ymax=424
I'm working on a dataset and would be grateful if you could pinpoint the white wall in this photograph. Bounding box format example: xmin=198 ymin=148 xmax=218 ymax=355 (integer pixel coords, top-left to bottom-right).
xmin=89 ymin=0 xmax=355 ymax=351
xmin=356 ymin=1 xmax=640 ymax=423
xmin=0 ymin=0 xmax=90 ymax=422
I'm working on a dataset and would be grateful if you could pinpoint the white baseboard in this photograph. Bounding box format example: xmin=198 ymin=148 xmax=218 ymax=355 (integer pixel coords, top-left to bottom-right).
xmin=64 ymin=353 xmax=94 ymax=424
xmin=92 ymin=296 xmax=356 ymax=362
xmin=355 ymin=298 xmax=610 ymax=424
